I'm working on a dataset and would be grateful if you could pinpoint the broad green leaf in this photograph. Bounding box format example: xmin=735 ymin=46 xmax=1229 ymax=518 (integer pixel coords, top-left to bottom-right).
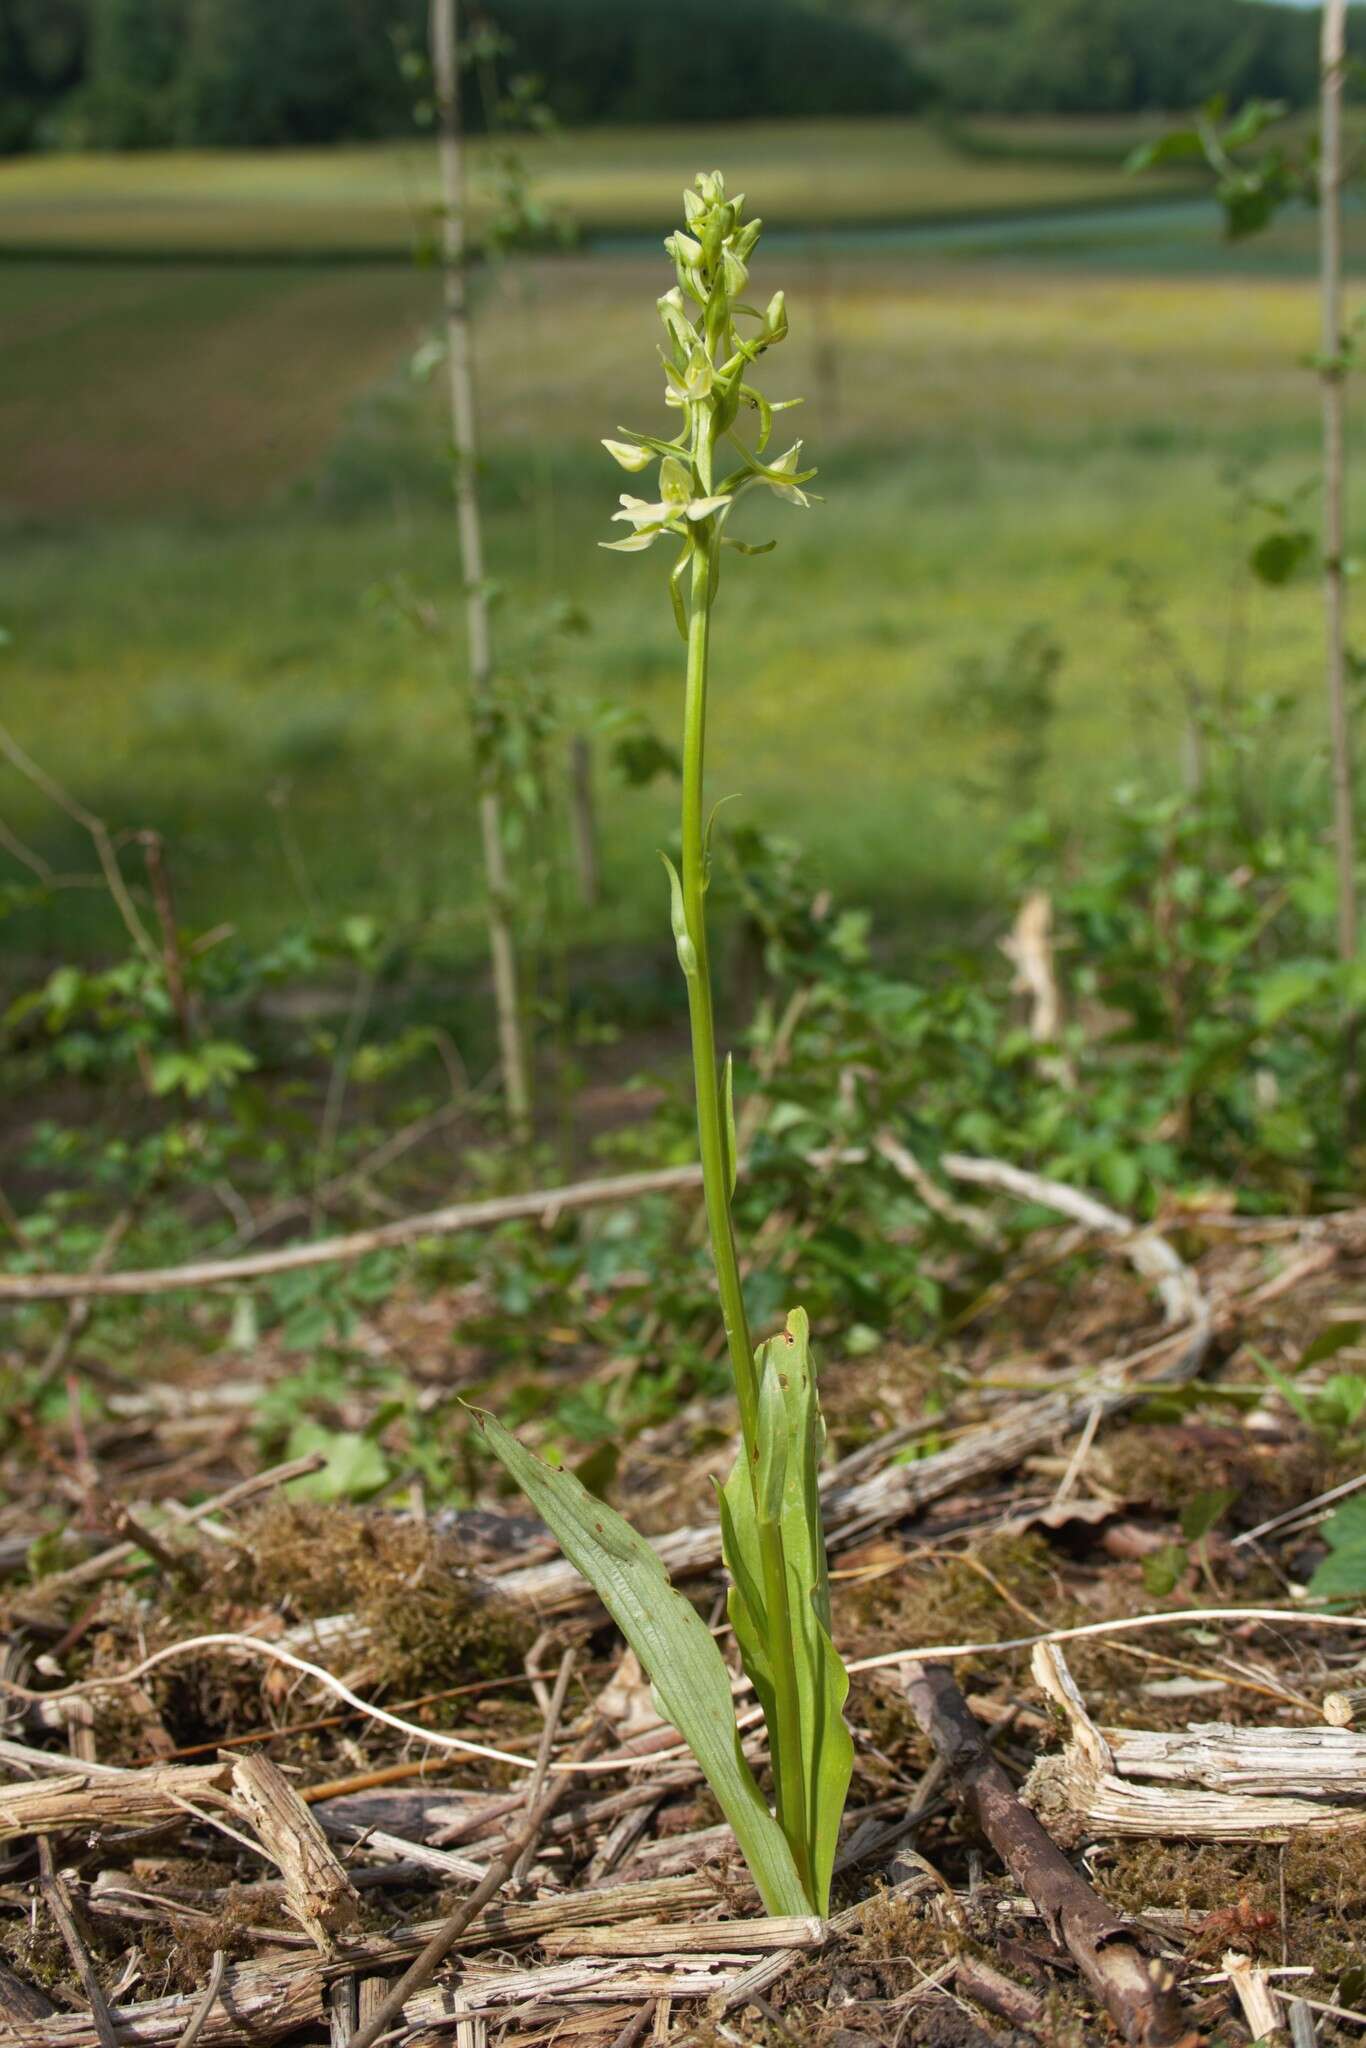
xmin=717 ymin=1308 xmax=853 ymax=1914
xmin=285 ymin=1425 xmax=390 ymax=1502
xmin=1250 ymin=527 xmax=1311 ymax=587
xmin=1318 ymin=1375 xmax=1366 ymax=1431
xmin=1309 ymin=1493 xmax=1366 ymax=1605
xmin=472 ymin=1407 xmax=809 ymax=1918
xmin=1254 ymin=959 xmax=1327 ymax=1027
xmin=1141 ymin=1542 xmax=1189 ymax=1599
xmin=1125 ymin=128 xmax=1204 ymax=173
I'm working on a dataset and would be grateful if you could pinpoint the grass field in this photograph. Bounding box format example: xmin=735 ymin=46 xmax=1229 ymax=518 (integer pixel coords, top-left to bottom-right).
xmin=0 ymin=119 xmax=1352 ymax=973
xmin=0 ymin=116 xmax=1192 ymax=256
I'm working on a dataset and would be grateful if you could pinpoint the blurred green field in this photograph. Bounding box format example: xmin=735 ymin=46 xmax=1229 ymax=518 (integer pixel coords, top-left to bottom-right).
xmin=0 ymin=115 xmax=1187 ymax=256
xmin=0 ymin=122 xmax=1351 ymax=972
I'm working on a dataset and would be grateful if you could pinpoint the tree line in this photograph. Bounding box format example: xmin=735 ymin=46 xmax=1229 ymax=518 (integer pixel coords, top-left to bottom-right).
xmin=0 ymin=0 xmax=1348 ymax=154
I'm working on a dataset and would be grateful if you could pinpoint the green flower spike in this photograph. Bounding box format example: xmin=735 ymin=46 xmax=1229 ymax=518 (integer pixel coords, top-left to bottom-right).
xmin=598 ymin=170 xmax=817 ymax=604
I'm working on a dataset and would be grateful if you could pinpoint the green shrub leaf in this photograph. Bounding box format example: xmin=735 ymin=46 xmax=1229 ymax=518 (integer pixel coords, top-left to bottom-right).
xmin=1309 ymin=1493 xmax=1366 ymax=1605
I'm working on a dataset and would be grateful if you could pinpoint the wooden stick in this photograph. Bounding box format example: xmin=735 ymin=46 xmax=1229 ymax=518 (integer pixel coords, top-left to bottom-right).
xmin=606 ymin=2002 xmax=656 ymax=2048
xmin=1320 ymin=0 xmax=1359 ymax=985
xmin=0 ymin=1762 xmax=234 ymax=1843
xmin=939 ymin=1151 xmax=1208 ymax=1331
xmin=1225 ymin=1951 xmax=1281 ymax=2041
xmin=541 ymin=1919 xmax=825 ymax=1959
xmin=0 ymin=1164 xmax=705 ymax=1300
xmin=899 ymin=1662 xmax=1199 ymax=2048
xmin=1030 ymin=1642 xmax=1366 ymax=1838
xmin=340 ymin=1843 xmax=518 ymax=2045
xmin=0 ymin=1144 xmax=1210 ymax=1322
xmin=513 ymin=1646 xmax=574 ymax=1887
xmin=431 ymin=0 xmax=530 ymax=1136
xmin=37 ymin=1838 xmax=120 ymax=2048
xmin=1289 ymin=1998 xmax=1320 ymax=2048
xmin=954 ymin=1954 xmax=1046 ymax=2033
xmin=230 ymin=1754 xmax=362 ymax=1949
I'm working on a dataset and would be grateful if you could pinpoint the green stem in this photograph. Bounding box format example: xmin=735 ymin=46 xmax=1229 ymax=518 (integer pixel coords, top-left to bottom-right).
xmin=681 ymin=543 xmax=758 ymax=1431
xmin=680 ymin=516 xmax=812 ymax=1902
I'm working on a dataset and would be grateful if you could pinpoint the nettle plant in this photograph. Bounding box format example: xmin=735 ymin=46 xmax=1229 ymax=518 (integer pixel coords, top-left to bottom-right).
xmin=475 ymin=174 xmax=853 ymax=1916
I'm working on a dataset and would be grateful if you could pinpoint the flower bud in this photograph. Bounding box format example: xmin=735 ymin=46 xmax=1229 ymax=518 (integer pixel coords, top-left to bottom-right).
xmin=734 ymin=218 xmax=762 ymax=263
xmin=763 ymin=291 xmax=788 ymax=344
xmin=657 ymin=287 xmax=694 ymax=365
xmin=664 ymin=230 xmax=704 ymax=271
xmin=603 ymin=439 xmax=653 ymax=473
xmin=721 ymin=246 xmax=749 ymax=299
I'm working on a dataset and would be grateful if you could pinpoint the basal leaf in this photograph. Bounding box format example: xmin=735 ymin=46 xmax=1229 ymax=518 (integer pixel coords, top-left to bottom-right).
xmin=471 ymin=1408 xmax=809 ymax=1918
xmin=718 ymin=1307 xmax=853 ymax=1913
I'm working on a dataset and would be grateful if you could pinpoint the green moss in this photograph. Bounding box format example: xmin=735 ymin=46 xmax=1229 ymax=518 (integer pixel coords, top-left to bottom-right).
xmin=1102 ymin=1424 xmax=1347 ymax=1533
xmin=1099 ymin=1834 xmax=1366 ymax=1993
xmin=836 ymin=1531 xmax=1060 ymax=1676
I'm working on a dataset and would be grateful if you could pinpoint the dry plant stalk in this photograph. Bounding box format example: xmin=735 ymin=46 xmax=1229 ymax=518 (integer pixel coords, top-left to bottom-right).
xmin=430 ymin=0 xmax=530 ymax=1135
xmin=230 ymin=1753 xmax=361 ymax=1949
xmin=1319 ymin=0 xmax=1357 ymax=974
xmin=1029 ymin=1643 xmax=1366 ymax=1839
xmin=0 ymin=1761 xmax=232 ymax=1843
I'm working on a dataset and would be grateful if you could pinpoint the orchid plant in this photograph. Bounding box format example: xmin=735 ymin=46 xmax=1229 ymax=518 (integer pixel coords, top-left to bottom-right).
xmin=474 ymin=173 xmax=852 ymax=1917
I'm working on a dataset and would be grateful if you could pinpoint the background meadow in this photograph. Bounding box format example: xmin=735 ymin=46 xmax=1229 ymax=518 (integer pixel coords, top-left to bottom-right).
xmin=2 ymin=120 xmax=1352 ymax=969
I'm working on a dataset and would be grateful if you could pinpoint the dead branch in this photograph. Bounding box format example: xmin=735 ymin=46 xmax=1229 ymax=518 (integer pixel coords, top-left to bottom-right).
xmin=11 ymin=1879 xmax=718 ymax=2047
xmin=1029 ymin=1643 xmax=1366 ymax=1840
xmin=37 ymin=1839 xmax=120 ymax=2048
xmin=230 ymin=1753 xmax=361 ymax=1949
xmin=341 ymin=1847 xmax=519 ymax=2048
xmin=1224 ymin=1952 xmax=1281 ymax=2041
xmin=172 ymin=1951 xmax=224 ymax=2048
xmin=954 ymin=1954 xmax=1047 ymax=2033
xmin=900 ymin=1661 xmax=1199 ymax=2048
xmin=0 ymin=1145 xmax=1211 ymax=1326
xmin=539 ymin=1919 xmax=826 ymax=1959
xmin=1000 ymin=888 xmax=1075 ymax=1087
xmin=940 ymin=1152 xmax=1209 ymax=1333
xmin=0 ymin=1762 xmax=233 ymax=1843
xmin=0 ymin=1164 xmax=707 ymax=1300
